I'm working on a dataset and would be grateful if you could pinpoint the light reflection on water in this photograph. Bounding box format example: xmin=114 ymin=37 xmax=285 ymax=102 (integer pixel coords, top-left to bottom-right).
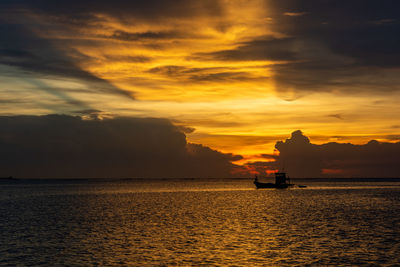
xmin=0 ymin=179 xmax=399 ymax=266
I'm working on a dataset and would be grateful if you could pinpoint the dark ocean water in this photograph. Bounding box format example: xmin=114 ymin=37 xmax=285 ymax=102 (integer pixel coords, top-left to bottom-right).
xmin=1 ymin=178 xmax=400 ymax=266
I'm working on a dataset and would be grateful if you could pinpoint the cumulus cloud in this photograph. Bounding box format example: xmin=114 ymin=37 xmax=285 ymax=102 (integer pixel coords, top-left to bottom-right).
xmin=0 ymin=115 xmax=241 ymax=178
xmin=274 ymin=130 xmax=400 ymax=178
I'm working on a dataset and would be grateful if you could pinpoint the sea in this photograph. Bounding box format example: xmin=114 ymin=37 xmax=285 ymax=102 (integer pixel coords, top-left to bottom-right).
xmin=1 ymin=178 xmax=399 ymax=266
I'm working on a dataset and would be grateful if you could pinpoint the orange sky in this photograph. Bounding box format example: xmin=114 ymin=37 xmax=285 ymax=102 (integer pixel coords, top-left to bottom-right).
xmin=1 ymin=0 xmax=400 ymax=167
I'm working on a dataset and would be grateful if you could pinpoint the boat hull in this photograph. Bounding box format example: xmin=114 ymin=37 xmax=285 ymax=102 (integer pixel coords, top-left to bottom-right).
xmin=254 ymin=181 xmax=290 ymax=189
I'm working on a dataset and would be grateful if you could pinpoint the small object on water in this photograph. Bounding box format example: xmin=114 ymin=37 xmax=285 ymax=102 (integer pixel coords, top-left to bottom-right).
xmin=254 ymin=172 xmax=294 ymax=189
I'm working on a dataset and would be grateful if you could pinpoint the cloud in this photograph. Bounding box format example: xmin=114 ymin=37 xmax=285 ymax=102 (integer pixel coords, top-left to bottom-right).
xmin=0 ymin=0 xmax=223 ymax=24
xmin=3 ymin=0 xmax=400 ymax=100
xmin=190 ymin=71 xmax=268 ymax=83
xmin=0 ymin=115 xmax=241 ymax=178
xmin=103 ymin=55 xmax=152 ymax=63
xmin=109 ymin=30 xmax=188 ymax=41
xmin=266 ymin=0 xmax=400 ymax=94
xmin=0 ymin=22 xmax=134 ymax=101
xmin=274 ymin=130 xmax=400 ymax=178
xmin=328 ymin=114 xmax=344 ymax=120
xmin=195 ymin=37 xmax=297 ymax=62
xmin=148 ymin=65 xmax=269 ymax=83
xmin=244 ymin=161 xmax=277 ymax=176
xmin=183 ymin=0 xmax=400 ymax=95
xmin=283 ymin=12 xmax=308 ymax=17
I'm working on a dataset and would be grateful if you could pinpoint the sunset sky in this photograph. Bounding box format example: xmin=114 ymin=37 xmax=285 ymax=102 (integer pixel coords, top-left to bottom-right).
xmin=1 ymin=0 xmax=400 ymax=178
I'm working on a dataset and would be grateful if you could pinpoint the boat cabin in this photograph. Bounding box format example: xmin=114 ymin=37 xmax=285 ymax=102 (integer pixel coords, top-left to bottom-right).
xmin=275 ymin=172 xmax=287 ymax=185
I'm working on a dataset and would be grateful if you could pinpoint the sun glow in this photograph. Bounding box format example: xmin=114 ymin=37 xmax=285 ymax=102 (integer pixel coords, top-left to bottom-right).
xmin=2 ymin=0 xmax=400 ymax=168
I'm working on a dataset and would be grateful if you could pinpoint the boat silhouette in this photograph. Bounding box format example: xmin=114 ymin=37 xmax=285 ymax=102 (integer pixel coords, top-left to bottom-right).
xmin=254 ymin=172 xmax=293 ymax=189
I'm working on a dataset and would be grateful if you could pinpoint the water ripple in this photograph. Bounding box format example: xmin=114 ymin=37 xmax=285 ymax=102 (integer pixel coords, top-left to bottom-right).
xmin=0 ymin=180 xmax=399 ymax=265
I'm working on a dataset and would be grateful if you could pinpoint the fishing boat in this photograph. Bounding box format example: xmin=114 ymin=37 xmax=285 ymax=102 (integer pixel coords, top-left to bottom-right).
xmin=254 ymin=172 xmax=293 ymax=189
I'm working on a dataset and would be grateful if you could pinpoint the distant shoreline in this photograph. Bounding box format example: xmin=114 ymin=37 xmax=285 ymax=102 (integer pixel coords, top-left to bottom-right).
xmin=1 ymin=177 xmax=400 ymax=182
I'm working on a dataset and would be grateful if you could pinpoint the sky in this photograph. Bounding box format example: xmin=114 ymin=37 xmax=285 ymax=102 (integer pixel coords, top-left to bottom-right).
xmin=1 ymin=0 xmax=400 ymax=178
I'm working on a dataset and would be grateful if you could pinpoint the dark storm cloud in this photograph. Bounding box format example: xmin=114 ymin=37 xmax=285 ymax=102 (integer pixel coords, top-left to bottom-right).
xmin=269 ymin=0 xmax=400 ymax=93
xmin=195 ymin=37 xmax=297 ymax=61
xmin=0 ymin=23 xmax=134 ymax=100
xmin=185 ymin=0 xmax=400 ymax=94
xmin=110 ymin=30 xmax=188 ymax=41
xmin=103 ymin=55 xmax=152 ymax=63
xmin=0 ymin=0 xmax=223 ymax=23
xmin=0 ymin=0 xmax=223 ymax=102
xmin=189 ymin=71 xmax=268 ymax=83
xmin=0 ymin=115 xmax=241 ymax=178
xmin=148 ymin=65 xmax=188 ymax=76
xmin=148 ymin=65 xmax=268 ymax=82
xmin=3 ymin=0 xmax=400 ymax=96
xmin=274 ymin=130 xmax=400 ymax=178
